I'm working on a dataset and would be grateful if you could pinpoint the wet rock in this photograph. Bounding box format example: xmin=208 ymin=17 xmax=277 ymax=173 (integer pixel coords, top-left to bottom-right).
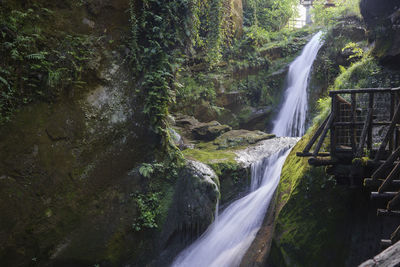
xmin=359 ymin=241 xmax=400 ymax=267
xmin=235 ymin=137 xmax=299 ymax=167
xmin=360 ymin=0 xmax=400 ymax=68
xmin=158 ymin=160 xmax=219 ymax=265
xmin=192 ymin=121 xmax=232 ymax=141
xmin=213 ymin=130 xmax=275 ymax=149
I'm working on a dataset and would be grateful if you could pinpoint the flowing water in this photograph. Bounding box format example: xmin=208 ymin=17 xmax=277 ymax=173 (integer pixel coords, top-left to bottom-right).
xmin=171 ymin=31 xmax=324 ymax=267
xmin=272 ymin=31 xmax=324 ymax=137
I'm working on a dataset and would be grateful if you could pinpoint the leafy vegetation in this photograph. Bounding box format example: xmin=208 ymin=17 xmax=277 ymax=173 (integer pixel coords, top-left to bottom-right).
xmin=312 ymin=0 xmax=361 ymax=28
xmin=132 ymin=192 xmax=162 ymax=231
xmin=0 ymin=4 xmax=94 ymax=124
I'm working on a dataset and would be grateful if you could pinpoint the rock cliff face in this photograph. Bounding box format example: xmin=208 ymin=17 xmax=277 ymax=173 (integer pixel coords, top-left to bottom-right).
xmin=0 ymin=1 xmax=157 ymax=266
xmin=360 ymin=0 xmax=400 ymax=68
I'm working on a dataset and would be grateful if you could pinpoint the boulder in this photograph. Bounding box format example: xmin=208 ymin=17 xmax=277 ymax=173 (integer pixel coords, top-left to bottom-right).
xmin=192 ymin=121 xmax=232 ymax=141
xmin=157 ymin=160 xmax=219 ymax=265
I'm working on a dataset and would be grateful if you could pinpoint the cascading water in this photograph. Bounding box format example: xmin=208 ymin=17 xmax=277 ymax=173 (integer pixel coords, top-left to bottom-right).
xmin=171 ymin=31 xmax=324 ymax=267
xmin=272 ymin=31 xmax=324 ymax=137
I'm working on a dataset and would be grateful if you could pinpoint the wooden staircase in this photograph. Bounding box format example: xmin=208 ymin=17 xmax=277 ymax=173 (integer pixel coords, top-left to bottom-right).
xmin=297 ymin=87 xmax=400 ymax=250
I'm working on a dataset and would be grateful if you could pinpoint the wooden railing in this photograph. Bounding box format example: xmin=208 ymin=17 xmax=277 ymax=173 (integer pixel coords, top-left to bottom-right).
xmin=298 ymin=87 xmax=400 ymax=161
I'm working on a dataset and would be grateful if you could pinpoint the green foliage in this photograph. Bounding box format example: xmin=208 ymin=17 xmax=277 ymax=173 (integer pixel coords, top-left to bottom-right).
xmin=312 ymin=0 xmax=361 ymax=28
xmin=0 ymin=4 xmax=93 ymax=124
xmin=342 ymin=41 xmax=364 ymax=60
xmin=333 ymin=56 xmax=388 ymax=89
xmin=132 ymin=192 xmax=162 ymax=231
xmin=244 ymin=0 xmax=297 ymax=31
xmin=174 ymin=75 xmax=216 ymax=112
xmin=244 ymin=25 xmax=271 ymax=47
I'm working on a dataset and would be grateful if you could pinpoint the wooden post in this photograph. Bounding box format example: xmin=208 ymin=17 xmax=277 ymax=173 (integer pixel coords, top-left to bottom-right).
xmin=367 ymin=93 xmax=374 ymax=152
xmin=356 ymin=108 xmax=373 ymax=158
xmin=313 ymin=113 xmax=334 ymax=157
xmin=350 ymin=94 xmax=356 ymax=155
xmin=331 ymin=96 xmax=337 ymax=158
xmin=303 ymin=113 xmax=331 ymax=153
xmin=389 ymin=92 xmax=395 ymax=152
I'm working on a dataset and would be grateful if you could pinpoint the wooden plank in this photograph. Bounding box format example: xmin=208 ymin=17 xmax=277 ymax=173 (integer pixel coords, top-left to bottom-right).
xmin=378 ymin=161 xmax=400 ymax=193
xmin=387 ymin=190 xmax=400 ymax=210
xmin=377 ymin=209 xmax=400 ymax=217
xmin=372 ymin=146 xmax=400 ymax=180
xmin=329 ymin=88 xmax=392 ymax=95
xmin=303 ymin=113 xmax=331 ymax=153
xmin=364 ymin=178 xmax=400 ymax=187
xmin=380 ymin=239 xmax=392 ymax=248
xmin=313 ymin=112 xmax=334 ymax=157
xmin=371 ymin=192 xmax=398 ymax=199
xmin=374 ymin=102 xmax=400 ymax=161
xmin=356 ymin=108 xmax=373 ymax=158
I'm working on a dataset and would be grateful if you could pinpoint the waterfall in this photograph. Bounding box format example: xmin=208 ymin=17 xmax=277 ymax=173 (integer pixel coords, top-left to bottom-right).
xmin=171 ymin=31 xmax=324 ymax=267
xmin=272 ymin=31 xmax=324 ymax=137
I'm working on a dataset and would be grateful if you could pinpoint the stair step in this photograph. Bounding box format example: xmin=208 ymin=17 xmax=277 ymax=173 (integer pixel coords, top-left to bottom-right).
xmin=380 ymin=239 xmax=392 ymax=249
xmin=377 ymin=209 xmax=400 ymax=217
xmin=371 ymin=192 xmax=398 ymax=199
xmin=364 ymin=178 xmax=400 ymax=187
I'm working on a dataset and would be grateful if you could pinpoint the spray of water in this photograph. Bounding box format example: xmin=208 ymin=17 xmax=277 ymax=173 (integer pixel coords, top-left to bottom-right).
xmin=171 ymin=31 xmax=324 ymax=267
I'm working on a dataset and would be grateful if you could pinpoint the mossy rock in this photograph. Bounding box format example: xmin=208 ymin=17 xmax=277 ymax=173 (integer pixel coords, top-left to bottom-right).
xmin=213 ymin=130 xmax=275 ymax=149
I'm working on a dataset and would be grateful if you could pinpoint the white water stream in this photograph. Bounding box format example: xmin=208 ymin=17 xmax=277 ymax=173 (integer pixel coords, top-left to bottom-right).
xmin=171 ymin=31 xmax=323 ymax=267
xmin=272 ymin=31 xmax=324 ymax=137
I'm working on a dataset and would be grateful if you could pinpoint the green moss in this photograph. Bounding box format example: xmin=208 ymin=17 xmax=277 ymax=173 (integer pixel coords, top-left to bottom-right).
xmin=182 ymin=148 xmax=237 ymax=165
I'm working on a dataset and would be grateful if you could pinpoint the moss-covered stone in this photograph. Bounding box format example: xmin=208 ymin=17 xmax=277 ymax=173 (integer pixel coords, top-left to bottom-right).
xmin=213 ymin=129 xmax=275 ymax=149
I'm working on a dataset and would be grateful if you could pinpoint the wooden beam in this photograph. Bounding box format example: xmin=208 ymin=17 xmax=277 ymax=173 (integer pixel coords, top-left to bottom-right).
xmin=378 ymin=161 xmax=400 ymax=193
xmin=374 ymin=102 xmax=400 ymax=161
xmin=372 ymin=146 xmax=400 ymax=180
xmin=313 ymin=113 xmax=334 ymax=157
xmin=387 ymin=191 xmax=400 ymax=210
xmin=356 ymin=108 xmax=373 ymax=158
xmin=377 ymin=209 xmax=400 ymax=217
xmin=303 ymin=113 xmax=331 ymax=153
xmin=333 ymin=121 xmax=396 ymax=126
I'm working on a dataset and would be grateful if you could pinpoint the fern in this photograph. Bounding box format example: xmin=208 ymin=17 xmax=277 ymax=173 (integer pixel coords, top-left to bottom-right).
xmin=0 ymin=77 xmax=10 ymax=89
xmin=26 ymin=52 xmax=46 ymax=60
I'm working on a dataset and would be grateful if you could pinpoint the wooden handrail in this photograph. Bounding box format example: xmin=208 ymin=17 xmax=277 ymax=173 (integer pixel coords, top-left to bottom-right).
xmin=329 ymin=88 xmax=393 ymax=95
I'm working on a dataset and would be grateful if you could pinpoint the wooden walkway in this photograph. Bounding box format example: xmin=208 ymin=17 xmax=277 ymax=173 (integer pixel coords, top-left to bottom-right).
xmin=298 ymin=87 xmax=400 ymax=248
